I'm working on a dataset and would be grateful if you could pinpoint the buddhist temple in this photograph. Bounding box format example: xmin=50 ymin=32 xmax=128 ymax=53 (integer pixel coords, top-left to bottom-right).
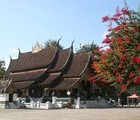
xmin=4 ymin=42 xmax=94 ymax=102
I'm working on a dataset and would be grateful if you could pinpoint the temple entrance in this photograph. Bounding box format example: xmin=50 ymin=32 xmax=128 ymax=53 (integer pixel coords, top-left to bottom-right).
xmin=9 ymin=94 xmax=13 ymax=102
xmin=80 ymin=80 xmax=91 ymax=99
xmin=28 ymin=85 xmax=44 ymax=98
xmin=86 ymin=81 xmax=91 ymax=99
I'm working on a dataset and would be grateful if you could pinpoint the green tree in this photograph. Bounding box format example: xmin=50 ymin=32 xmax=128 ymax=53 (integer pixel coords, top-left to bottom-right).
xmin=44 ymin=39 xmax=63 ymax=50
xmin=0 ymin=60 xmax=6 ymax=79
xmin=76 ymin=42 xmax=99 ymax=53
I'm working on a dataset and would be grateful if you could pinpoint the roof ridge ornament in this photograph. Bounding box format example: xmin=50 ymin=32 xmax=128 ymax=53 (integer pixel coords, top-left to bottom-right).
xmin=18 ymin=48 xmax=21 ymax=58
xmin=9 ymin=55 xmax=12 ymax=60
xmin=57 ymin=36 xmax=62 ymax=46
xmin=71 ymin=39 xmax=75 ymax=48
xmin=18 ymin=48 xmax=20 ymax=53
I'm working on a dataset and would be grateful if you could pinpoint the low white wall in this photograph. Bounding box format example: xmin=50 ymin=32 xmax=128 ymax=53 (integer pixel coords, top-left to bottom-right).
xmin=0 ymin=94 xmax=9 ymax=102
xmin=13 ymin=94 xmax=18 ymax=101
xmin=0 ymin=94 xmax=9 ymax=109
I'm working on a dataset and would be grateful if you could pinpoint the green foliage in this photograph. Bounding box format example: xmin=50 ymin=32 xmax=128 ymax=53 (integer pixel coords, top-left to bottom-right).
xmin=91 ymin=5 xmax=140 ymax=96
xmin=76 ymin=42 xmax=99 ymax=53
xmin=44 ymin=39 xmax=63 ymax=50
xmin=0 ymin=60 xmax=5 ymax=79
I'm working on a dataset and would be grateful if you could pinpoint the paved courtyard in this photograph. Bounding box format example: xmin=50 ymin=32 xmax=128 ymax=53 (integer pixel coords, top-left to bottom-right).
xmin=0 ymin=107 xmax=140 ymax=120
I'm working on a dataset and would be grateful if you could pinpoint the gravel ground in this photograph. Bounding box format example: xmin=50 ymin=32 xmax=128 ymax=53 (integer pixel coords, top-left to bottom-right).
xmin=0 ymin=107 xmax=140 ymax=120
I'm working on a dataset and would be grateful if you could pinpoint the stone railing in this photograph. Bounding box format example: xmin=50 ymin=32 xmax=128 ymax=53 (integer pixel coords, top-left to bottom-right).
xmin=21 ymin=97 xmax=73 ymax=109
xmin=0 ymin=95 xmax=114 ymax=109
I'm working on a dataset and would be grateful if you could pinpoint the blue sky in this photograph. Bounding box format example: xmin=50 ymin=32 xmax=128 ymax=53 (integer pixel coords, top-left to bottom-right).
xmin=0 ymin=0 xmax=139 ymax=68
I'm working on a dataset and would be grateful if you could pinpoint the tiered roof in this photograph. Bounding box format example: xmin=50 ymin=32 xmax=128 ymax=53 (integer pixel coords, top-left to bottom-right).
xmin=6 ymin=45 xmax=92 ymax=90
xmin=40 ymin=48 xmax=73 ymax=86
xmin=6 ymin=47 xmax=58 ymax=89
xmin=49 ymin=48 xmax=72 ymax=72
xmin=50 ymin=52 xmax=92 ymax=90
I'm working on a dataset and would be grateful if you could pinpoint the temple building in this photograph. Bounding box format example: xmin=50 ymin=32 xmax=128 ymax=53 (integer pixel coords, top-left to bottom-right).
xmin=4 ymin=42 xmax=94 ymax=102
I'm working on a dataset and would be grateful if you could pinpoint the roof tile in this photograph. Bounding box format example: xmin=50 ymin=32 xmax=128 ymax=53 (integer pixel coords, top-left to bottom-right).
xmin=49 ymin=48 xmax=72 ymax=72
xmin=63 ymin=52 xmax=91 ymax=77
xmin=10 ymin=47 xmax=58 ymax=72
xmin=9 ymin=69 xmax=46 ymax=82
xmin=52 ymin=78 xmax=79 ymax=90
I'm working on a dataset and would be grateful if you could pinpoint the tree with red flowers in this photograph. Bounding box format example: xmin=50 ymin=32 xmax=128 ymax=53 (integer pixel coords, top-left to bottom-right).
xmin=90 ymin=4 xmax=140 ymax=96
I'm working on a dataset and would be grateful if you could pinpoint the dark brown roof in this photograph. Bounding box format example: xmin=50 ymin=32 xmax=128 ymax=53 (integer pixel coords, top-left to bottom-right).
xmin=9 ymin=69 xmax=46 ymax=82
xmin=63 ymin=51 xmax=91 ymax=77
xmin=52 ymin=78 xmax=80 ymax=90
xmin=8 ymin=47 xmax=58 ymax=72
xmin=14 ymin=81 xmax=34 ymax=89
xmin=39 ymin=48 xmax=72 ymax=86
xmin=50 ymin=51 xmax=92 ymax=90
xmin=49 ymin=48 xmax=72 ymax=72
xmin=40 ymin=73 xmax=60 ymax=86
xmin=5 ymin=45 xmax=93 ymax=91
xmin=41 ymin=51 xmax=92 ymax=89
